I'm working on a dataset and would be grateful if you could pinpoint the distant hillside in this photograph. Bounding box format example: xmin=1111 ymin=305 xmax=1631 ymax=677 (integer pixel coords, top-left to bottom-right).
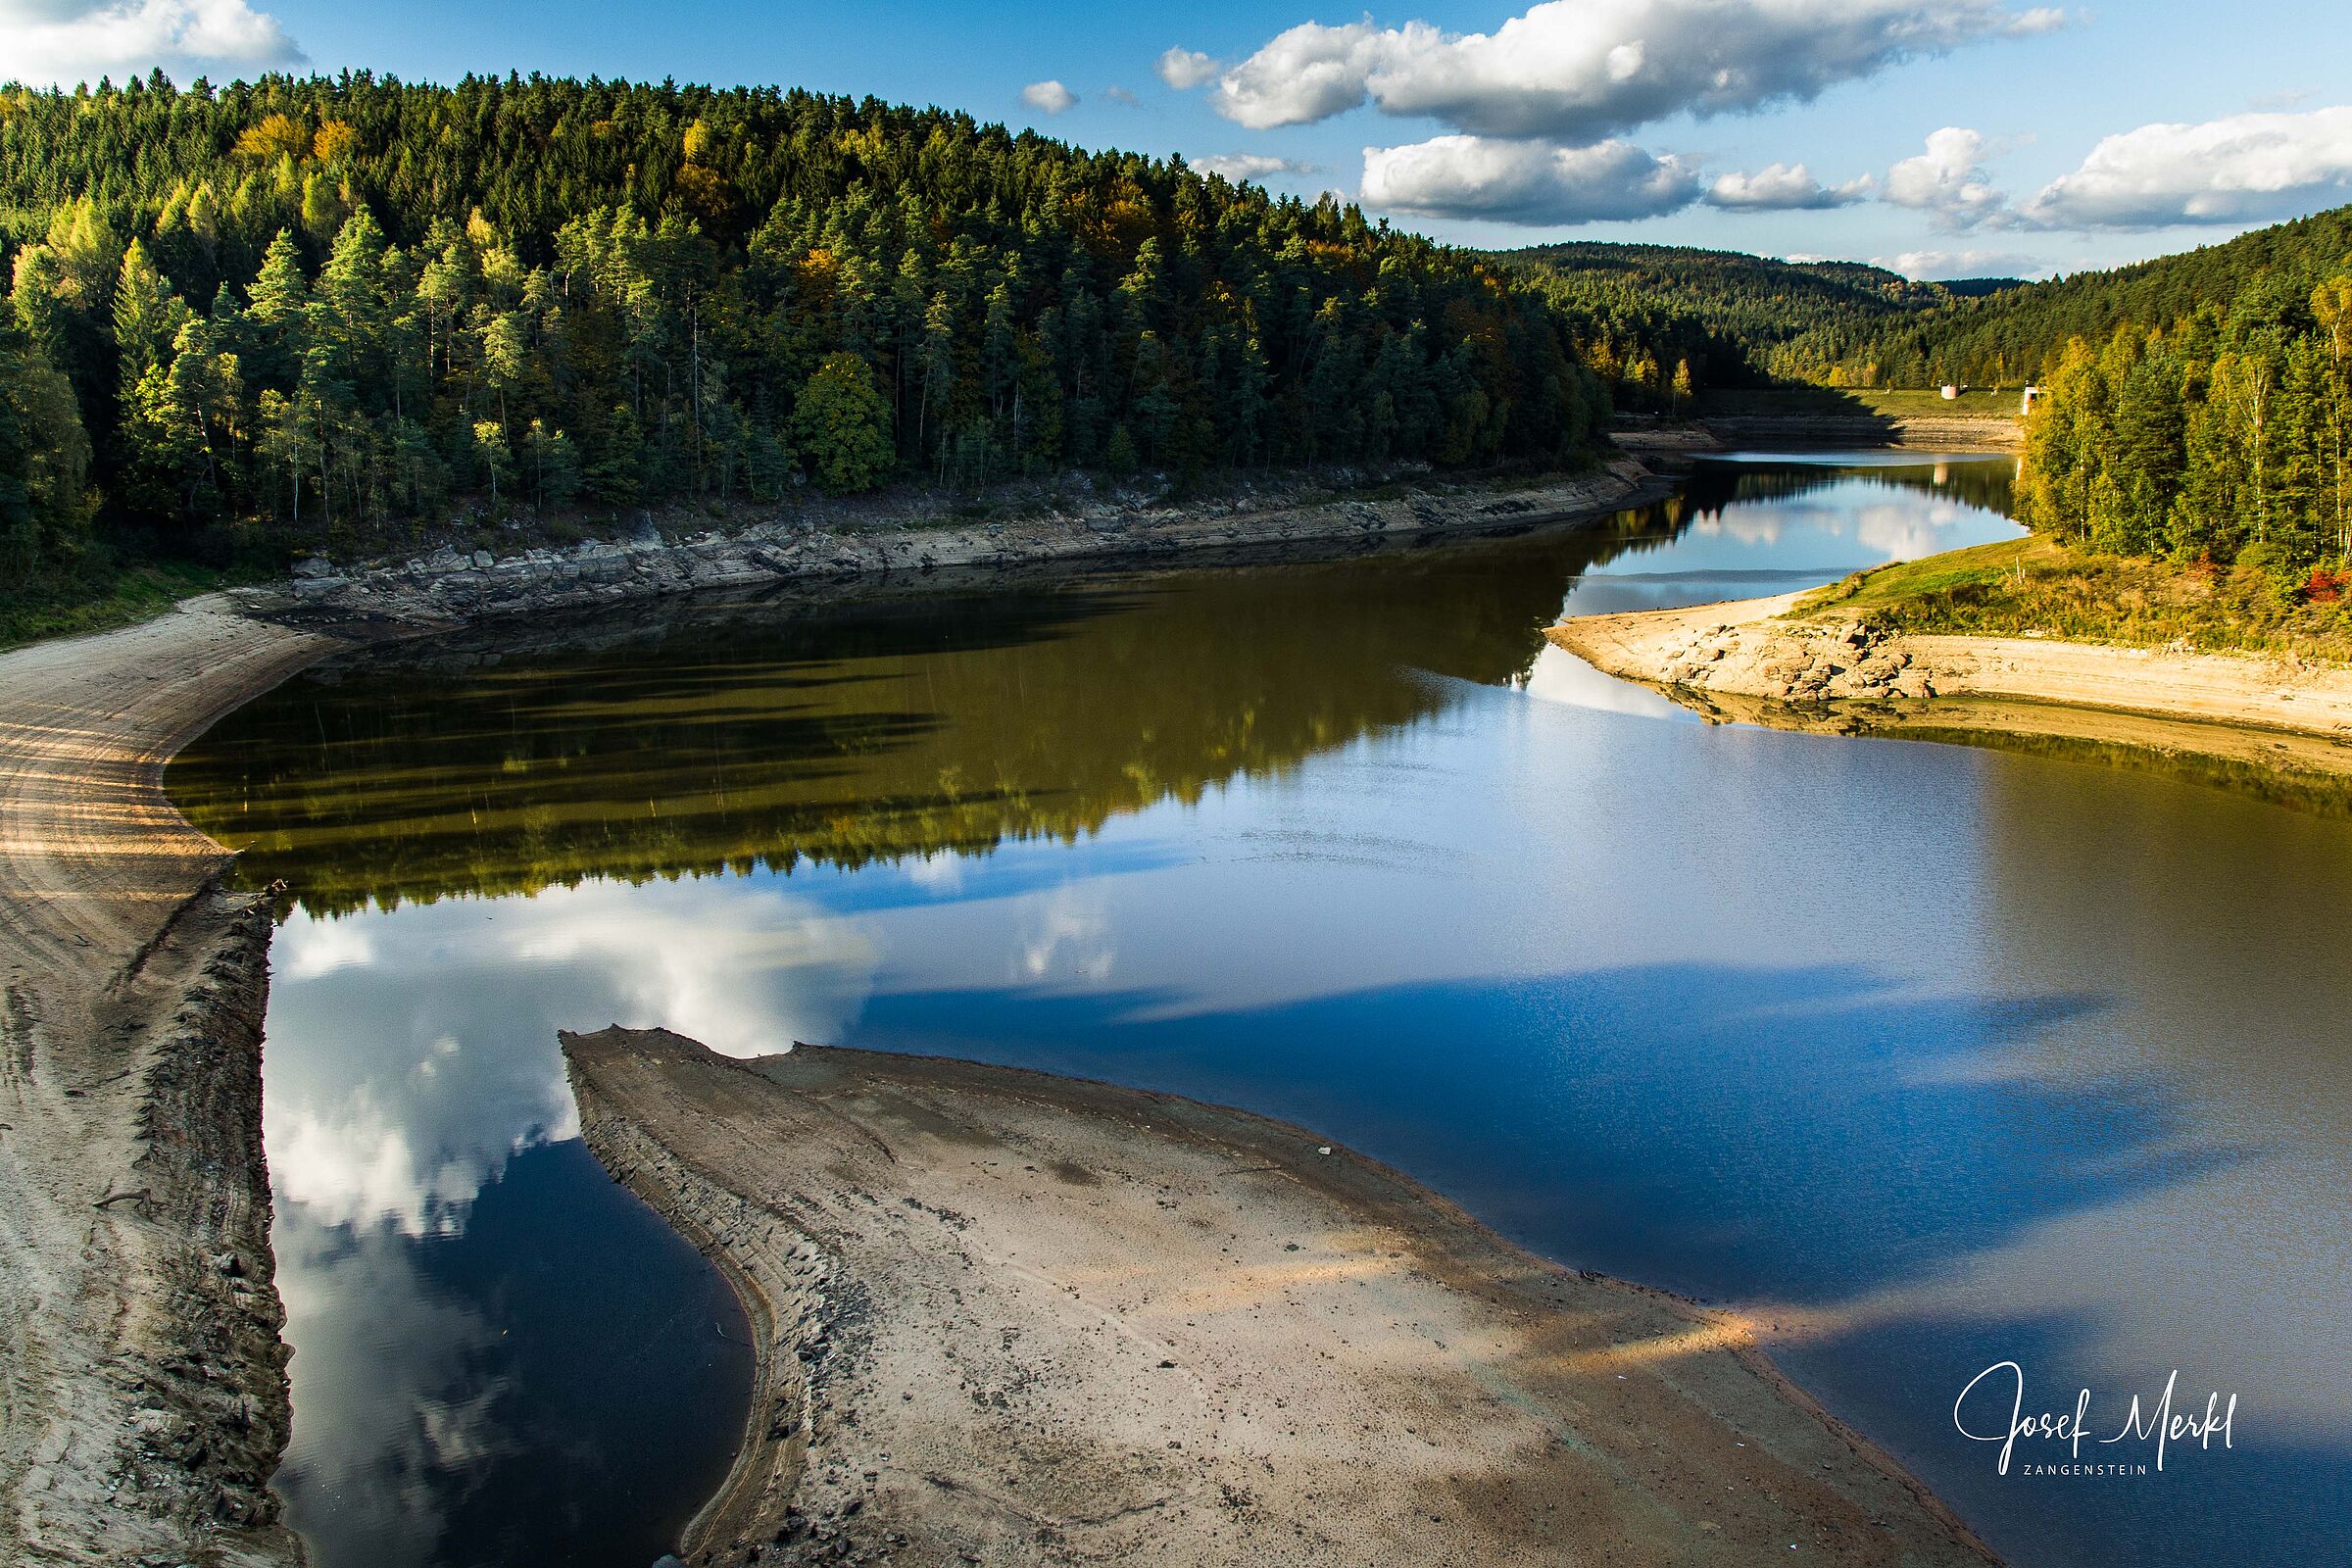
xmin=1937 ymin=277 xmax=2027 ymax=299
xmin=1498 ymin=241 xmax=1958 ymax=389
xmin=1512 ymin=219 xmax=2352 ymax=581
xmin=1797 ymin=204 xmax=2352 ymax=386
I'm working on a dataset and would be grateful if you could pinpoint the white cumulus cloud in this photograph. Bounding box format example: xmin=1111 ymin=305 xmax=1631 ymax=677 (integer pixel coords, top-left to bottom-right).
xmin=1360 ymin=134 xmax=1701 ymax=224
xmin=1879 ymin=247 xmax=2046 ymax=280
xmin=1884 ymin=125 xmax=2015 ymax=230
xmin=1155 ymin=46 xmax=1221 ymax=90
xmin=1705 ymin=161 xmax=1874 ymax=210
xmin=1019 ymin=78 xmax=1077 ymax=116
xmin=0 ymin=0 xmax=301 ymax=86
xmin=2026 ymin=106 xmax=2352 ymax=229
xmin=1209 ymin=20 xmax=1391 ymax=129
xmin=1193 ymin=151 xmax=1319 ymax=182
xmin=1193 ymin=0 xmax=2061 ymax=141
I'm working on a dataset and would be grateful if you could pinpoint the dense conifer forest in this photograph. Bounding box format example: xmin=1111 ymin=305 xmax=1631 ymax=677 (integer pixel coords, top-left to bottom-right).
xmin=6 ymin=68 xmax=2351 ymax=628
xmin=0 ymin=71 xmax=1642 ymax=613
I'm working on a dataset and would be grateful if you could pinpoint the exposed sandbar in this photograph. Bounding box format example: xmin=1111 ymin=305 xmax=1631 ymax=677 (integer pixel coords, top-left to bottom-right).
xmin=1548 ymin=591 xmax=2352 ymax=776
xmin=564 ymin=1025 xmax=1998 ymax=1567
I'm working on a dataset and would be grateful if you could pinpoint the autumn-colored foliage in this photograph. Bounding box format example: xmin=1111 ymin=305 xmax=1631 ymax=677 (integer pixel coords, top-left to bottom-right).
xmin=233 ymin=113 xmax=310 ymax=161
xmin=313 ymin=121 xmax=361 ymax=165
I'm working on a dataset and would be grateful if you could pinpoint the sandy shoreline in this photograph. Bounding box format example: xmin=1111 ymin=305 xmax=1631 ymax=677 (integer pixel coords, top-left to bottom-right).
xmin=0 ymin=466 xmax=1656 ymax=1564
xmin=0 ymin=596 xmax=337 ymax=1566
xmin=564 ymin=1027 xmax=1998 ymax=1568
xmin=1548 ymin=591 xmax=2352 ymax=774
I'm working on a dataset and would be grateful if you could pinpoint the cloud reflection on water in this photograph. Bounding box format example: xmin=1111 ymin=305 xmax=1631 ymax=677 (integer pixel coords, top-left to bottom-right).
xmin=269 ymin=877 xmax=878 ymax=1231
xmin=271 ymin=1213 xmax=514 ymax=1564
xmin=262 ymin=877 xmax=875 ymax=1564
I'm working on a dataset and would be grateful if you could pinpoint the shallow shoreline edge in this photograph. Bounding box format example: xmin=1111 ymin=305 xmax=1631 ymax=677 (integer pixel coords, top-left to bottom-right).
xmin=563 ymin=1026 xmax=2002 ymax=1567
xmin=268 ymin=459 xmax=1665 ymax=627
xmin=1548 ymin=591 xmax=2352 ymax=773
xmin=0 ymin=599 xmax=338 ymax=1566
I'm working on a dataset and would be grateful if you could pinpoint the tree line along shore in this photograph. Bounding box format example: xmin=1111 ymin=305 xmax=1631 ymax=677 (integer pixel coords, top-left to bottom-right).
xmin=16 ymin=73 xmax=2352 ymax=657
xmin=4 ymin=73 xmax=1682 ymax=641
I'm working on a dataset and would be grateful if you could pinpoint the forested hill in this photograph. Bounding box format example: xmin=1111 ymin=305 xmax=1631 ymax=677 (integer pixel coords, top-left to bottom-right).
xmin=1820 ymin=202 xmax=2352 ymax=580
xmin=1531 ymin=214 xmax=2352 ymax=586
xmin=1502 ymin=242 xmax=1971 ymax=388
xmin=1803 ymin=204 xmax=2352 ymax=388
xmin=0 ymin=73 xmax=1631 ymax=608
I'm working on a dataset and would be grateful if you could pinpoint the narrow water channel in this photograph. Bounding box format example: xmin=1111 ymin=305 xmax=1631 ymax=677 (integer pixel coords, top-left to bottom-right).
xmin=169 ymin=455 xmax=2352 ymax=1568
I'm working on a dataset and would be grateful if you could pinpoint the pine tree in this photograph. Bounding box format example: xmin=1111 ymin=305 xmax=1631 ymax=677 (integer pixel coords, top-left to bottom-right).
xmin=473 ymin=421 xmax=514 ymax=507
xmin=0 ymin=330 xmax=94 ymax=569
xmin=111 ymin=239 xmax=192 ymax=399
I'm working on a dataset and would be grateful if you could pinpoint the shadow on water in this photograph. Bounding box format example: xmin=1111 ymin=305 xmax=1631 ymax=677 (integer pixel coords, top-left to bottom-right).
xmin=839 ymin=961 xmax=2230 ymax=1313
xmin=172 ymin=459 xmax=2020 ymax=920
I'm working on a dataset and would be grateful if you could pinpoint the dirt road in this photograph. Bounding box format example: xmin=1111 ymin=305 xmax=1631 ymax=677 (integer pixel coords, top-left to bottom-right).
xmin=0 ymin=597 xmax=336 ymax=1567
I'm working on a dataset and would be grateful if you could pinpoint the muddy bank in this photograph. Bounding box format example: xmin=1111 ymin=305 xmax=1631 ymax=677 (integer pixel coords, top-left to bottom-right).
xmin=564 ymin=1025 xmax=1997 ymax=1568
xmin=275 ymin=461 xmax=1656 ymax=624
xmin=0 ymin=598 xmax=342 ymax=1566
xmin=1547 ymin=591 xmax=2352 ymax=773
xmin=1615 ymin=415 xmax=2021 ymax=459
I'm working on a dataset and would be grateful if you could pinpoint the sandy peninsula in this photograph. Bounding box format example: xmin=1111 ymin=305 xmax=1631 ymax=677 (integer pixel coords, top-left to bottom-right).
xmin=1549 ymin=590 xmax=2352 ymax=776
xmin=564 ymin=1025 xmax=1998 ymax=1568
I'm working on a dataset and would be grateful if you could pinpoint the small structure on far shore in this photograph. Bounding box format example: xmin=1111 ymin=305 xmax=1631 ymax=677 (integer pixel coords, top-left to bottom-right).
xmin=1940 ymin=384 xmax=1961 ymax=400
xmin=2021 ymin=385 xmax=2043 ymax=416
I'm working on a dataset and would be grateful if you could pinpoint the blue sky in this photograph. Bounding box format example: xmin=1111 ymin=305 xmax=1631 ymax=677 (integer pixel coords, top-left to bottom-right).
xmin=8 ymin=0 xmax=2352 ymax=279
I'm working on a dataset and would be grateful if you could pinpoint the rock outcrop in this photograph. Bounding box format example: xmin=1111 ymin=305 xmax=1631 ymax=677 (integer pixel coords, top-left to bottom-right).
xmin=275 ymin=464 xmax=1655 ymax=625
xmin=1548 ymin=590 xmax=2352 ymax=762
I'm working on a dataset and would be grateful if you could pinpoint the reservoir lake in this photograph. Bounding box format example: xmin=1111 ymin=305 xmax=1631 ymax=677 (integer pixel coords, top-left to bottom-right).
xmin=169 ymin=454 xmax=2352 ymax=1568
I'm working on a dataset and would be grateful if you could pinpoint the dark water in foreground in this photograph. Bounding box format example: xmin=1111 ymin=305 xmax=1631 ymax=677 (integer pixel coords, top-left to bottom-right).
xmin=170 ymin=456 xmax=2352 ymax=1568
